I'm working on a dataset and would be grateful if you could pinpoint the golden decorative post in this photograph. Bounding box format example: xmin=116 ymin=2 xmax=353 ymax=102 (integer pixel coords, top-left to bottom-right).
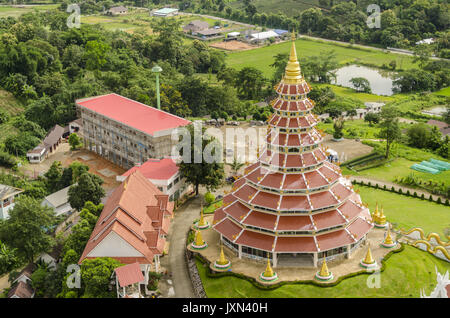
xmin=259 ymin=254 xmax=278 ymax=282
xmin=360 ymin=244 xmax=377 ymax=268
xmin=381 ymin=226 xmax=396 ymax=248
xmin=315 ymin=256 xmax=333 ymax=281
xmin=213 ymin=243 xmax=231 ymax=270
xmin=190 ymin=230 xmax=207 ymax=250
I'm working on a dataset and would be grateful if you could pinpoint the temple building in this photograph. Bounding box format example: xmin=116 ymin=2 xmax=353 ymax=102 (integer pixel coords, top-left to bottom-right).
xmin=212 ymin=34 xmax=373 ymax=268
xmin=79 ymin=170 xmax=172 ymax=281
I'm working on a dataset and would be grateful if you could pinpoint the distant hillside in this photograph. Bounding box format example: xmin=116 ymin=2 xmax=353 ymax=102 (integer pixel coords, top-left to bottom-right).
xmin=229 ymin=0 xmax=321 ymax=17
xmin=0 ymin=89 xmax=24 ymax=115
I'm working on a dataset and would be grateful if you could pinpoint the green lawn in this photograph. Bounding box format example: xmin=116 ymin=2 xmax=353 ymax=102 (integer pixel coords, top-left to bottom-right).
xmin=354 ymin=184 xmax=450 ymax=237
xmin=196 ymin=245 xmax=450 ymax=297
xmin=313 ymin=84 xmax=401 ymax=103
xmin=204 ymin=200 xmax=223 ymax=214
xmin=433 ymin=86 xmax=450 ymax=97
xmin=343 ymin=157 xmax=450 ymax=189
xmin=226 ymin=38 xmax=418 ymax=78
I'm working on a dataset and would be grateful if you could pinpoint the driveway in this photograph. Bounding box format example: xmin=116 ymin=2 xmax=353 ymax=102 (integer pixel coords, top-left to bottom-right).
xmin=160 ymin=196 xmax=202 ymax=298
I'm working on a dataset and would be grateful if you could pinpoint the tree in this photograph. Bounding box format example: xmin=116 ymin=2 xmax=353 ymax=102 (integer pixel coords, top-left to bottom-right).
xmin=0 ymin=196 xmax=56 ymax=264
xmin=407 ymin=123 xmax=431 ymax=149
xmin=346 ymin=109 xmax=357 ymax=120
xmin=84 ymin=40 xmax=110 ymax=71
xmin=333 ymin=117 xmax=345 ymax=139
xmin=204 ymin=192 xmax=215 ymax=205
xmin=364 ymin=112 xmax=380 ymax=126
xmin=235 ymin=67 xmax=266 ymax=100
xmin=270 ymin=53 xmax=289 ymax=84
xmin=378 ymin=107 xmax=401 ymax=158
xmin=227 ymin=156 xmax=245 ymax=176
xmin=68 ymin=172 xmax=105 ymax=211
xmin=177 ymin=124 xmax=225 ymax=196
xmin=68 ymin=133 xmax=83 ymax=150
xmin=44 ymin=161 xmax=63 ymax=193
xmin=80 ymin=257 xmax=122 ymax=298
xmin=443 ymin=107 xmax=450 ymax=125
xmin=0 ymin=240 xmax=18 ymax=274
xmin=350 ymin=77 xmax=371 ymax=93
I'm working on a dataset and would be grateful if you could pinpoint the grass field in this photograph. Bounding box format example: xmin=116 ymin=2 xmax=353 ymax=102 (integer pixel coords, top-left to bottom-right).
xmin=196 ymin=244 xmax=450 ymax=298
xmin=343 ymin=157 xmax=450 ymax=188
xmin=0 ymin=4 xmax=58 ymax=17
xmin=229 ymin=0 xmax=320 ymax=17
xmin=226 ymin=38 xmax=419 ymax=78
xmin=433 ymin=86 xmax=450 ymax=97
xmin=354 ymin=184 xmax=450 ymax=237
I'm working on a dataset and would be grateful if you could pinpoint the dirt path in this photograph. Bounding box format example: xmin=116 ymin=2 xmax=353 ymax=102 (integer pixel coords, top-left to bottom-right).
xmin=349 ymin=175 xmax=447 ymax=201
xmin=160 ymin=196 xmax=202 ymax=298
xmin=0 ymin=273 xmax=10 ymax=294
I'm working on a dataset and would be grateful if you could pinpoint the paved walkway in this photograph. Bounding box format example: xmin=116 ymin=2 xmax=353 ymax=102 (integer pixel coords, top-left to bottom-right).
xmin=160 ymin=196 xmax=202 ymax=298
xmin=349 ymin=175 xmax=447 ymax=201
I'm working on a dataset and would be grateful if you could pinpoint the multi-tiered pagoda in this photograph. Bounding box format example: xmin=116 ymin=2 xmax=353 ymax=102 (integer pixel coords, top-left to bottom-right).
xmin=212 ymin=34 xmax=373 ymax=268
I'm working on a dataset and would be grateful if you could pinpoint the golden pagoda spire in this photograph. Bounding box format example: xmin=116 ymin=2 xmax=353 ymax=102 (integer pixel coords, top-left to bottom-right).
xmin=217 ymin=244 xmax=228 ymax=266
xmin=283 ymin=30 xmax=302 ymax=84
xmin=374 ymin=202 xmax=379 ymax=216
xmin=363 ymin=245 xmax=375 ymax=264
xmin=198 ymin=204 xmax=207 ymax=227
xmin=319 ymin=258 xmax=330 ymax=277
xmin=194 ymin=230 xmax=205 ymax=247
xmin=263 ymin=257 xmax=274 ymax=277
xmin=384 ymin=227 xmax=394 ymax=246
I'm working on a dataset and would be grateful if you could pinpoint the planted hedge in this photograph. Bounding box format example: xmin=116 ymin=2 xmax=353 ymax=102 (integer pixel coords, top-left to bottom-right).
xmin=194 ymin=244 xmax=405 ymax=292
xmin=352 ymin=180 xmax=449 ymax=206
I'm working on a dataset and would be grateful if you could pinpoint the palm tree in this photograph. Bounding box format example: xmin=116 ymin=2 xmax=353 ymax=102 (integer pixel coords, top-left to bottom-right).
xmin=0 ymin=240 xmax=18 ymax=274
xmin=227 ymin=156 xmax=245 ymax=177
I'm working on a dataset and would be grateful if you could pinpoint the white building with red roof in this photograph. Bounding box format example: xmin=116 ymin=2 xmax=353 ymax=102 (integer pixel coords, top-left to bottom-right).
xmin=79 ymin=170 xmax=173 ymax=284
xmin=117 ymin=158 xmax=192 ymax=201
xmin=75 ymin=93 xmax=191 ymax=169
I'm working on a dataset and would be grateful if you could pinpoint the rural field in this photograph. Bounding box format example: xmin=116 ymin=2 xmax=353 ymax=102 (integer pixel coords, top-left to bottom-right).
xmin=196 ymin=245 xmax=450 ymax=298
xmin=225 ymin=37 xmax=419 ymax=78
xmin=0 ymin=4 xmax=58 ymax=17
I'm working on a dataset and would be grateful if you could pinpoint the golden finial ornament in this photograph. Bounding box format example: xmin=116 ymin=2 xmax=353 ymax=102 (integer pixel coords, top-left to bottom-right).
xmin=263 ymin=257 xmax=274 ymax=278
xmin=319 ymin=258 xmax=330 ymax=277
xmin=283 ymin=30 xmax=302 ymax=84
xmin=194 ymin=230 xmax=205 ymax=247
xmin=217 ymin=244 xmax=228 ymax=266
xmin=384 ymin=228 xmax=394 ymax=246
xmin=198 ymin=204 xmax=207 ymax=227
xmin=363 ymin=245 xmax=375 ymax=265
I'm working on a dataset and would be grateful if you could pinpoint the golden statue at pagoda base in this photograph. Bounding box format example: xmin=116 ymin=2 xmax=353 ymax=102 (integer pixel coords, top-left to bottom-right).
xmin=372 ymin=204 xmax=389 ymax=229
xmin=195 ymin=206 xmax=210 ymax=230
xmin=360 ymin=244 xmax=378 ymax=269
xmin=190 ymin=230 xmax=208 ymax=250
xmin=380 ymin=227 xmax=397 ymax=248
xmin=259 ymin=257 xmax=278 ymax=283
xmin=213 ymin=244 xmax=231 ymax=271
xmin=315 ymin=257 xmax=334 ymax=281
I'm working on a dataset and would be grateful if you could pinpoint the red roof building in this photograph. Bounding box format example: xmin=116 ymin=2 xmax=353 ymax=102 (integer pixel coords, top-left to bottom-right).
xmin=79 ymin=170 xmax=173 ymax=279
xmin=212 ymin=35 xmax=373 ymax=268
xmin=114 ymin=262 xmax=145 ymax=298
xmin=117 ymin=158 xmax=192 ymax=202
xmin=75 ymin=93 xmax=191 ymax=169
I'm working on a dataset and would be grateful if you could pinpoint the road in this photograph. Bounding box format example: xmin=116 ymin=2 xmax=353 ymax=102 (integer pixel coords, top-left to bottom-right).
xmin=160 ymin=196 xmax=202 ymax=298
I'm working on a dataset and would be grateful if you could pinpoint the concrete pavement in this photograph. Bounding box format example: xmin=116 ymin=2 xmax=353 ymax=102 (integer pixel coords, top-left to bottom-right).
xmin=160 ymin=196 xmax=202 ymax=298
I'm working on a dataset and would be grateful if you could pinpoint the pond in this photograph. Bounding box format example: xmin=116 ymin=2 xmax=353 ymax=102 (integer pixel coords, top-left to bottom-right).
xmin=333 ymin=64 xmax=396 ymax=96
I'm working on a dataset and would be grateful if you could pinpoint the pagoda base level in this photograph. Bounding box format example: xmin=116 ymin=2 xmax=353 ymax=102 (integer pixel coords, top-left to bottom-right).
xmin=212 ymin=262 xmax=231 ymax=272
xmin=374 ymin=223 xmax=388 ymax=229
xmin=359 ymin=260 xmax=378 ymax=269
xmin=380 ymin=242 xmax=397 ymax=248
xmin=315 ymin=272 xmax=334 ymax=281
xmin=259 ymin=272 xmax=278 ymax=283
xmin=190 ymin=243 xmax=208 ymax=250
xmin=194 ymin=222 xmax=211 ymax=230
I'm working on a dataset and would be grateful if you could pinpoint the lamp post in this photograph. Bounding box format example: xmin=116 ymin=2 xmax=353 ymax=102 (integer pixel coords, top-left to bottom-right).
xmin=151 ymin=65 xmax=163 ymax=110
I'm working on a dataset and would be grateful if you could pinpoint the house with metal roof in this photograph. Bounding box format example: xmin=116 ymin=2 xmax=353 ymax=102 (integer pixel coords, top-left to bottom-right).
xmin=0 ymin=184 xmax=24 ymax=219
xmin=41 ymin=185 xmax=73 ymax=216
xmin=152 ymin=7 xmax=179 ymax=17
